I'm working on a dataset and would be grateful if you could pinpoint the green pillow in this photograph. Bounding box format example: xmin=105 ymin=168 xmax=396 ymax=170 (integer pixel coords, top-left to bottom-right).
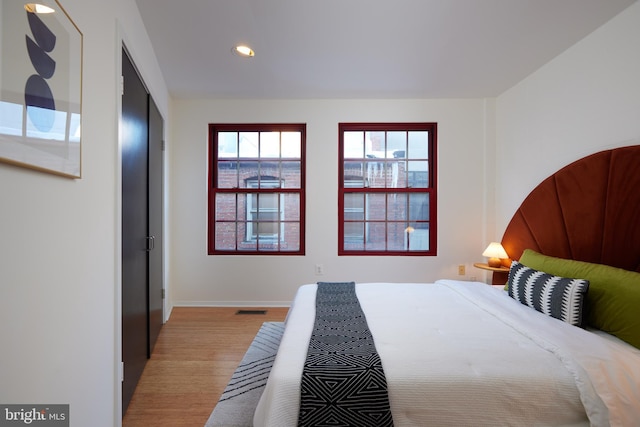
xmin=518 ymin=249 xmax=640 ymax=349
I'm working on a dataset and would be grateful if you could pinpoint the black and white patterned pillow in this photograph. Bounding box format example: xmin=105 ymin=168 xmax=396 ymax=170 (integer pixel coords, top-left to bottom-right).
xmin=508 ymin=261 xmax=589 ymax=327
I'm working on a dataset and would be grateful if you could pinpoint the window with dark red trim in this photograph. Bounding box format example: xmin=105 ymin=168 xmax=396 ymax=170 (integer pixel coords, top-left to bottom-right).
xmin=208 ymin=123 xmax=305 ymax=255
xmin=339 ymin=123 xmax=437 ymax=256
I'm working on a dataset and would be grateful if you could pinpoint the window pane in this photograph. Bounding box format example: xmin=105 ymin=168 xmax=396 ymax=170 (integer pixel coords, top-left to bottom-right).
xmin=409 ymin=193 xmax=429 ymax=222
xmin=367 ymin=194 xmax=386 ymax=221
xmin=365 ymin=222 xmax=386 ymax=251
xmin=239 ymin=132 xmax=259 ymax=157
xmin=344 ymin=163 xmax=365 ymax=186
xmin=283 ymin=194 xmax=299 ymax=221
xmin=387 ymin=222 xmax=406 ymax=251
xmin=260 ymin=131 xmax=280 ymax=158
xmin=215 ymin=222 xmax=236 ymax=250
xmin=387 ymin=131 xmax=407 ymax=157
xmin=365 ymin=131 xmax=385 ymax=158
xmin=363 ymin=161 xmax=407 ymax=189
xmin=281 ymin=132 xmax=301 ymax=158
xmin=344 ymin=222 xmax=364 ymax=246
xmin=240 ymin=162 xmax=259 ymax=188
xmin=282 ymin=161 xmax=301 ymax=188
xmin=344 ymin=193 xmax=364 ymax=220
xmin=388 ymin=193 xmax=407 ymax=221
xmin=282 ymin=223 xmax=300 ymax=251
xmin=408 ymin=131 xmax=428 ymax=159
xmin=389 ymin=161 xmax=407 ymax=188
xmin=216 ymin=194 xmax=237 ymax=221
xmin=365 ymin=162 xmax=388 ymax=188
xmin=238 ymin=223 xmax=256 ymax=251
xmin=408 ymin=227 xmax=429 ymax=250
xmin=408 ymin=161 xmax=429 ymax=187
xmin=344 ymin=131 xmax=364 ymax=158
xmin=218 ymin=132 xmax=238 ymax=158
xmin=217 ymin=160 xmax=238 ymax=188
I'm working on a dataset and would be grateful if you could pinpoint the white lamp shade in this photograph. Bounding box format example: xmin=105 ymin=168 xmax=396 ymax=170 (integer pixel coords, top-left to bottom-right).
xmin=482 ymin=242 xmax=508 ymax=259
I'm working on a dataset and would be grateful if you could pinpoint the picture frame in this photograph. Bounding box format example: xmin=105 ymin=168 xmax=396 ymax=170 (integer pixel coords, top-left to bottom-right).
xmin=0 ymin=0 xmax=82 ymax=178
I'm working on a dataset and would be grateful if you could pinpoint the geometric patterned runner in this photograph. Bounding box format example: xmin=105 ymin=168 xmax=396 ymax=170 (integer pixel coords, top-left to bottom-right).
xmin=298 ymin=282 xmax=394 ymax=426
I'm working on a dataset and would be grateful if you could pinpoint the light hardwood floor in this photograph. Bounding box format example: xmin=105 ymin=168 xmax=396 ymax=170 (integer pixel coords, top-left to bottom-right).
xmin=122 ymin=306 xmax=289 ymax=427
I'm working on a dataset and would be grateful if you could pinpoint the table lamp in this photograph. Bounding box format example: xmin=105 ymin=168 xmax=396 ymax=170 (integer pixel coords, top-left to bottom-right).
xmin=482 ymin=242 xmax=508 ymax=268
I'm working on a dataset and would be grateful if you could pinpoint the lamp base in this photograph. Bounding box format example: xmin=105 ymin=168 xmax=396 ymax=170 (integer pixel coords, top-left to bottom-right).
xmin=487 ymin=257 xmax=502 ymax=268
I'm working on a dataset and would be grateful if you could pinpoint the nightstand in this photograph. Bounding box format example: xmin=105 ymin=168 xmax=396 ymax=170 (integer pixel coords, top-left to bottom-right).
xmin=473 ymin=263 xmax=510 ymax=286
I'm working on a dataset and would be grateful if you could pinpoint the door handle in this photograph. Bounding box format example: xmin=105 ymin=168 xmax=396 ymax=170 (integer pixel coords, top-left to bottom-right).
xmin=146 ymin=236 xmax=155 ymax=251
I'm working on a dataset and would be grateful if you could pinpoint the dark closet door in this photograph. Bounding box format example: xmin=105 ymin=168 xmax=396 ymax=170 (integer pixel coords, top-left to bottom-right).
xmin=121 ymin=49 xmax=149 ymax=413
xmin=147 ymin=97 xmax=164 ymax=354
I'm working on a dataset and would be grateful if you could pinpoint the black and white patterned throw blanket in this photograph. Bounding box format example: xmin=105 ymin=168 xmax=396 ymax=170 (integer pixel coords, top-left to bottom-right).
xmin=298 ymin=282 xmax=394 ymax=427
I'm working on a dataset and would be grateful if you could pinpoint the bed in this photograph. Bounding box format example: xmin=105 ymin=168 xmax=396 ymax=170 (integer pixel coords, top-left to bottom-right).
xmin=254 ymin=145 xmax=640 ymax=427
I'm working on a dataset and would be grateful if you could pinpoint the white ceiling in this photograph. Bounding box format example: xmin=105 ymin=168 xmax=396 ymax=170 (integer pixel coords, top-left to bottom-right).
xmin=135 ymin=0 xmax=636 ymax=99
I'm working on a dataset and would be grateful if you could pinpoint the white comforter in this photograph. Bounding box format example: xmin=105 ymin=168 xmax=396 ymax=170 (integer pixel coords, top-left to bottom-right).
xmin=254 ymin=281 xmax=640 ymax=426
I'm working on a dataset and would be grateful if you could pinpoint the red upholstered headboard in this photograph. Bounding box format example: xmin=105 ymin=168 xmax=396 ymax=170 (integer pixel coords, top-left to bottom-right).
xmin=501 ymin=145 xmax=640 ymax=273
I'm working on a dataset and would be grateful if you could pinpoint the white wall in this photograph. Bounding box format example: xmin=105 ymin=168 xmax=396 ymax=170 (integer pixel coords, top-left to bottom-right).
xmin=495 ymin=2 xmax=640 ymax=233
xmin=169 ymin=98 xmax=496 ymax=306
xmin=0 ymin=0 xmax=168 ymax=426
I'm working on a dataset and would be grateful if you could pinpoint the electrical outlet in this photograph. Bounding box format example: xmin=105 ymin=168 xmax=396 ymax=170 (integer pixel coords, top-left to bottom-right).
xmin=458 ymin=264 xmax=465 ymax=275
xmin=315 ymin=264 xmax=324 ymax=275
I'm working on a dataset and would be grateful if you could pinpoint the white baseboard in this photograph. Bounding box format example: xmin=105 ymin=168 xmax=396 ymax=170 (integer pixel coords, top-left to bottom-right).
xmin=163 ymin=305 xmax=173 ymax=323
xmin=172 ymin=301 xmax=291 ymax=308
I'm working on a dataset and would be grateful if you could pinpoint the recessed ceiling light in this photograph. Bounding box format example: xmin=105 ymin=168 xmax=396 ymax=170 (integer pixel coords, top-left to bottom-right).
xmin=24 ymin=3 xmax=56 ymax=13
xmin=232 ymin=45 xmax=255 ymax=58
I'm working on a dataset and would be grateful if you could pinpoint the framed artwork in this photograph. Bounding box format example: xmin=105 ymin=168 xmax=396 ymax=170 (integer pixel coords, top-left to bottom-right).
xmin=0 ymin=0 xmax=82 ymax=178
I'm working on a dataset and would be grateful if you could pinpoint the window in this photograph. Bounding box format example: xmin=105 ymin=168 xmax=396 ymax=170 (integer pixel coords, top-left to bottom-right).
xmin=339 ymin=123 xmax=437 ymax=255
xmin=208 ymin=123 xmax=305 ymax=255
